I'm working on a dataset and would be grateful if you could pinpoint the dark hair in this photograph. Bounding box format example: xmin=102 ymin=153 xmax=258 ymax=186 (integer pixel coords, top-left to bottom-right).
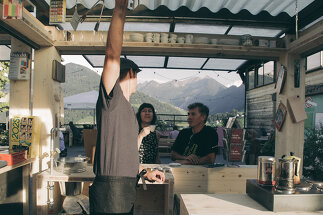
xmin=136 ymin=103 xmax=157 ymax=128
xmin=119 ymin=58 xmax=141 ymax=81
xmin=173 ymin=125 xmax=178 ymax=130
xmin=187 ymin=102 xmax=209 ymax=122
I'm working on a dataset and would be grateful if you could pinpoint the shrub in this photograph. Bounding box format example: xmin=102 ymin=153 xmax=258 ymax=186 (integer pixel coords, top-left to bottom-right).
xmin=303 ymin=125 xmax=323 ymax=180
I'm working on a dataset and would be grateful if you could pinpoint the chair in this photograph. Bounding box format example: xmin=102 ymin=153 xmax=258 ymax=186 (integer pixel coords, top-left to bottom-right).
xmin=83 ymin=129 xmax=97 ymax=164
xmin=158 ymin=138 xmax=175 ymax=156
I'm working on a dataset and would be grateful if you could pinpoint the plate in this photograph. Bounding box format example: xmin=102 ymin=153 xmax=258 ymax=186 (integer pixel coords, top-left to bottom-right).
xmin=169 ymin=162 xmax=181 ymax=167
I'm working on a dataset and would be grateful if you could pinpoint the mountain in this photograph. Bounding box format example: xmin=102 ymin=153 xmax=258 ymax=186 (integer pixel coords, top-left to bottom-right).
xmin=138 ymin=77 xmax=244 ymax=114
xmin=62 ymin=63 xmax=185 ymax=123
xmin=62 ymin=63 xmax=101 ymax=96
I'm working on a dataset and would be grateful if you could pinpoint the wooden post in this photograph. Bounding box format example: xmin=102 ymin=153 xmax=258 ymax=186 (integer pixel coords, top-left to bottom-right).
xmin=33 ymin=46 xmax=62 ymax=172
xmin=275 ymin=51 xmax=305 ymax=175
xmin=32 ymin=46 xmax=62 ymax=214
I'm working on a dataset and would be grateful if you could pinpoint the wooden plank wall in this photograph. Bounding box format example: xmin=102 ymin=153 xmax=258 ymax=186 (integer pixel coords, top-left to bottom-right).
xmin=246 ymin=84 xmax=276 ymax=133
xmin=305 ymin=69 xmax=323 ymax=87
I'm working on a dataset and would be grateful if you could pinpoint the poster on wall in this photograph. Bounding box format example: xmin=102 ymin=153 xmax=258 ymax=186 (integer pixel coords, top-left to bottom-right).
xmin=275 ymin=65 xmax=287 ymax=94
xmin=8 ymin=52 xmax=30 ymax=80
xmin=2 ymin=0 xmax=23 ymax=19
xmin=274 ymin=102 xmax=287 ymax=131
xmin=49 ymin=0 xmax=66 ymax=24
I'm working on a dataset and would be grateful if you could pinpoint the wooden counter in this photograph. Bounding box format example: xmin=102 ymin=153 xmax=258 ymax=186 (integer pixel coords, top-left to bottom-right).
xmin=171 ymin=165 xmax=257 ymax=194
xmin=0 ymin=158 xmax=32 ymax=215
xmin=179 ymin=194 xmax=323 ymax=215
xmin=35 ymin=164 xmax=174 ymax=215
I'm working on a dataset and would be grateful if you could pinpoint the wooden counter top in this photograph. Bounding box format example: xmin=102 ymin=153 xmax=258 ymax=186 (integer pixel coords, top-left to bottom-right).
xmin=37 ymin=164 xmax=174 ymax=184
xmin=179 ymin=194 xmax=322 ymax=215
xmin=0 ymin=158 xmax=32 ymax=175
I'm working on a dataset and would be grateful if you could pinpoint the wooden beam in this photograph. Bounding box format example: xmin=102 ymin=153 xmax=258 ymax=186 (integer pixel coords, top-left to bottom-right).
xmin=288 ymin=20 xmax=323 ymax=56
xmin=54 ymin=31 xmax=283 ymax=59
xmin=0 ymin=3 xmax=53 ymax=48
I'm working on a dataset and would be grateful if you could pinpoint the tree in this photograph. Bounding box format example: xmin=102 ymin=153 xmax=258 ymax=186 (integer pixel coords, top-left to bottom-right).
xmin=0 ymin=62 xmax=9 ymax=112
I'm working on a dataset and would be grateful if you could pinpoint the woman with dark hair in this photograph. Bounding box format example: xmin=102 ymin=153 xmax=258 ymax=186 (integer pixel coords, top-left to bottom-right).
xmin=136 ymin=103 xmax=160 ymax=164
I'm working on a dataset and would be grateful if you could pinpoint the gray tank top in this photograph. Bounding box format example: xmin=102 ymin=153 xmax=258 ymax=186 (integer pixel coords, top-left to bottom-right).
xmin=93 ymin=79 xmax=139 ymax=177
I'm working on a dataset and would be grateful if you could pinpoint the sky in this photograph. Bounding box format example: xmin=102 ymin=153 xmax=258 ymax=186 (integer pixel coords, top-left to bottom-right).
xmin=61 ymin=55 xmax=243 ymax=87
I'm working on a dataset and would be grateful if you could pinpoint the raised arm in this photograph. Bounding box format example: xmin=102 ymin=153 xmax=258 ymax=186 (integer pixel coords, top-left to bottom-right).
xmin=102 ymin=0 xmax=128 ymax=95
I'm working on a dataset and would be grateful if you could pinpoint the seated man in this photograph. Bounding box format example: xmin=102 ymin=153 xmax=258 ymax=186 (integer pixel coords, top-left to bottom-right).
xmin=171 ymin=103 xmax=218 ymax=165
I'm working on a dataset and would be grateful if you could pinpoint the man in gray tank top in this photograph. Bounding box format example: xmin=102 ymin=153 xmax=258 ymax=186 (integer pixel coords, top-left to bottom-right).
xmin=89 ymin=1 xmax=165 ymax=214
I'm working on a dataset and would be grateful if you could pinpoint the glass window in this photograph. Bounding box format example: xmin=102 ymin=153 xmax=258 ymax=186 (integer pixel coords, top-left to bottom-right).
xmin=248 ymin=70 xmax=255 ymax=90
xmin=257 ymin=65 xmax=264 ymax=87
xmin=264 ymin=61 xmax=274 ymax=84
xmin=228 ymin=26 xmax=282 ymax=37
xmin=174 ymin=24 xmax=229 ymax=34
xmin=204 ymin=59 xmax=246 ymax=70
xmin=307 ymin=52 xmax=321 ymax=71
xmin=167 ymin=57 xmax=207 ymax=69
xmin=124 ymin=22 xmax=170 ymax=32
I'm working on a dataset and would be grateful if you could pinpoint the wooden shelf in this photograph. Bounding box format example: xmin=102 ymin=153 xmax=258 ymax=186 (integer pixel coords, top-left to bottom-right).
xmin=0 ymin=158 xmax=32 ymax=175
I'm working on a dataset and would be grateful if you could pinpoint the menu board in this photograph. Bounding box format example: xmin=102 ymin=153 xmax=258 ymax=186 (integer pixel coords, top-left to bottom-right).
xmin=2 ymin=0 xmax=23 ymax=20
xmin=8 ymin=52 xmax=30 ymax=80
xmin=229 ymin=144 xmax=243 ymax=161
xmin=230 ymin=129 xmax=243 ymax=143
xmin=229 ymin=129 xmax=244 ymax=161
xmin=49 ymin=0 xmax=66 ymax=24
xmin=9 ymin=116 xmax=40 ymax=158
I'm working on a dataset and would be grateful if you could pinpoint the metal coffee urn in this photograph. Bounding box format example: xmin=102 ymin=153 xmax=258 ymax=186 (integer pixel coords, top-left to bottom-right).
xmin=257 ymin=156 xmax=275 ymax=186
xmin=275 ymin=155 xmax=296 ymax=193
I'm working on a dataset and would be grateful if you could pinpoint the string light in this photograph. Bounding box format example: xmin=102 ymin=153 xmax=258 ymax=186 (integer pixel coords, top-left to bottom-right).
xmin=149 ymin=70 xmax=241 ymax=83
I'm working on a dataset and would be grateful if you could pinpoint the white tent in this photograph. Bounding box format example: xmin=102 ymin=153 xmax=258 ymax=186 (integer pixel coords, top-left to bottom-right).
xmin=64 ymin=90 xmax=98 ymax=124
xmin=64 ymin=90 xmax=98 ymax=110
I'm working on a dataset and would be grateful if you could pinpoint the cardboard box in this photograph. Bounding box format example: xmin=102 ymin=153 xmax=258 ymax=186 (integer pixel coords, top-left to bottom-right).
xmin=287 ymin=96 xmax=307 ymax=123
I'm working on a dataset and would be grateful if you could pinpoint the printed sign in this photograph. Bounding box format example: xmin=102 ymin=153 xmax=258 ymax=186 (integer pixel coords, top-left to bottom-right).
xmin=8 ymin=52 xmax=30 ymax=80
xmin=2 ymin=0 xmax=23 ymax=20
xmin=49 ymin=0 xmax=66 ymax=24
xmin=10 ymin=116 xmax=40 ymax=158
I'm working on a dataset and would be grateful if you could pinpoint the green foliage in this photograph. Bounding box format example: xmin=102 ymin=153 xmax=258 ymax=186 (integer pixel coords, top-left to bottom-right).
xmin=0 ymin=62 xmax=9 ymax=112
xmin=303 ymin=125 xmax=323 ymax=180
xmin=0 ymin=130 xmax=9 ymax=146
xmin=208 ymin=109 xmax=244 ymax=127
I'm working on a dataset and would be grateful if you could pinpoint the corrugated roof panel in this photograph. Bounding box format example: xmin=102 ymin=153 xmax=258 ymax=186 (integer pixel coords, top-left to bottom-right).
xmin=49 ymin=0 xmax=314 ymax=17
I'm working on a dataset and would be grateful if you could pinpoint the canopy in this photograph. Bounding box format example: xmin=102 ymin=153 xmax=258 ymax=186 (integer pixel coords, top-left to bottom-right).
xmin=64 ymin=90 xmax=98 ymax=110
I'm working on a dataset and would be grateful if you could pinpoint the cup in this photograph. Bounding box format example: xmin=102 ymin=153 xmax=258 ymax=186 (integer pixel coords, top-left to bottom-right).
xmin=161 ymin=36 xmax=168 ymax=43
xmin=149 ymin=125 xmax=156 ymax=132
xmin=145 ymin=33 xmax=153 ymax=38
xmin=177 ymin=37 xmax=185 ymax=44
xmin=161 ymin=33 xmax=168 ymax=38
xmin=170 ymin=33 xmax=177 ymax=39
xmin=145 ymin=36 xmax=153 ymax=42
xmin=185 ymin=34 xmax=193 ymax=44
xmin=169 ymin=38 xmax=176 ymax=44
xmin=152 ymin=33 xmax=160 ymax=43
